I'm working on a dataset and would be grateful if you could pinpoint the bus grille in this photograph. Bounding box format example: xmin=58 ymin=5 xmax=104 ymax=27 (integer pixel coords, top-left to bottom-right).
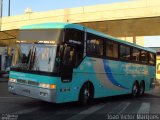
xmin=17 ymin=79 xmax=27 ymax=84
xmin=17 ymin=79 xmax=39 ymax=86
xmin=28 ymin=81 xmax=39 ymax=86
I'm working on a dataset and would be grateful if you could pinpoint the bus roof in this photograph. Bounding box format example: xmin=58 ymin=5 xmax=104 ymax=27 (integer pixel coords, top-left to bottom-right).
xmin=21 ymin=22 xmax=156 ymax=53
xmin=21 ymin=22 xmax=84 ymax=31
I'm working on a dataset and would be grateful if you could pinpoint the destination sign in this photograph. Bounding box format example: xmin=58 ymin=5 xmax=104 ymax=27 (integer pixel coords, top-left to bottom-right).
xmin=69 ymin=39 xmax=82 ymax=45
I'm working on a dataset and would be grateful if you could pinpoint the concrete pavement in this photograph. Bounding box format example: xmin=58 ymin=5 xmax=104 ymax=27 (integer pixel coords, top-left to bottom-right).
xmin=1 ymin=82 xmax=160 ymax=120
xmin=0 ymin=77 xmax=8 ymax=82
xmin=146 ymin=86 xmax=160 ymax=97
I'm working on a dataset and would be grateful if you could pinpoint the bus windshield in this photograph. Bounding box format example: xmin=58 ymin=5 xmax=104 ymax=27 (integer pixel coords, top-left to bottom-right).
xmin=12 ymin=44 xmax=60 ymax=73
xmin=11 ymin=29 xmax=64 ymax=73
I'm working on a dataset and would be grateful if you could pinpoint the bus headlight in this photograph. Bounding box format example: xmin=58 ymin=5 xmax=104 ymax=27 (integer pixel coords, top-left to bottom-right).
xmin=39 ymin=83 xmax=50 ymax=88
xmin=9 ymin=78 xmax=17 ymax=83
xmin=39 ymin=83 xmax=56 ymax=89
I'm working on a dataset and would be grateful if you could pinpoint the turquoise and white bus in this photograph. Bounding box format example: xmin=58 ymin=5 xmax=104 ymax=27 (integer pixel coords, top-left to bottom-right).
xmin=8 ymin=22 xmax=156 ymax=105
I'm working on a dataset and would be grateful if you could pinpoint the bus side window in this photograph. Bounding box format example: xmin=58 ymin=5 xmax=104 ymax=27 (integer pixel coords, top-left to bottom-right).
xmin=65 ymin=29 xmax=84 ymax=46
xmin=106 ymin=41 xmax=118 ymax=58
xmin=132 ymin=48 xmax=140 ymax=62
xmin=65 ymin=29 xmax=84 ymax=67
xmin=87 ymin=33 xmax=103 ymax=56
xmin=120 ymin=45 xmax=131 ymax=61
xmin=63 ymin=45 xmax=84 ymax=68
xmin=149 ymin=52 xmax=156 ymax=65
xmin=141 ymin=50 xmax=148 ymax=64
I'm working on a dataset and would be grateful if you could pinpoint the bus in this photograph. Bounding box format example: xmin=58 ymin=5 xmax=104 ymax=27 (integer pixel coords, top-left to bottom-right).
xmin=8 ymin=22 xmax=156 ymax=105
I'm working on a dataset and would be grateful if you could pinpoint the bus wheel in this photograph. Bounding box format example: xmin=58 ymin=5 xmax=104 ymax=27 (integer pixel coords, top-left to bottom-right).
xmin=132 ymin=82 xmax=139 ymax=97
xmin=79 ymin=82 xmax=94 ymax=105
xmin=138 ymin=81 xmax=145 ymax=96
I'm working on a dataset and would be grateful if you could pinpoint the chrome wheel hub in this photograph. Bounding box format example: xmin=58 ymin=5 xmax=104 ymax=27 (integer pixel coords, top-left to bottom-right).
xmin=84 ymin=89 xmax=90 ymax=99
xmin=133 ymin=85 xmax=138 ymax=96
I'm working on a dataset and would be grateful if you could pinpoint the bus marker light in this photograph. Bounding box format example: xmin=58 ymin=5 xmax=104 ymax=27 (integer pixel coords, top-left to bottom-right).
xmin=50 ymin=84 xmax=56 ymax=89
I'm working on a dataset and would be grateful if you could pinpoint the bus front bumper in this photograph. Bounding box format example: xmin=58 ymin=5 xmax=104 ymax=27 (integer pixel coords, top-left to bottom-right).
xmin=8 ymin=82 xmax=57 ymax=103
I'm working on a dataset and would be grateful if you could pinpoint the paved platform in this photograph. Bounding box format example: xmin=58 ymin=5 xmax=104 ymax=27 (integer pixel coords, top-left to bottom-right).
xmin=146 ymin=86 xmax=160 ymax=97
xmin=1 ymin=82 xmax=160 ymax=120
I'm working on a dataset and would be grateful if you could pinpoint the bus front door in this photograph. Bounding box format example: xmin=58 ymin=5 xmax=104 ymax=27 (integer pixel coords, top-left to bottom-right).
xmin=60 ymin=45 xmax=75 ymax=82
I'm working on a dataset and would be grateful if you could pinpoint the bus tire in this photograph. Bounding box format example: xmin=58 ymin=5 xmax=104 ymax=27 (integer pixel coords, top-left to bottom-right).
xmin=79 ymin=82 xmax=94 ymax=106
xmin=132 ymin=81 xmax=139 ymax=97
xmin=138 ymin=81 xmax=145 ymax=96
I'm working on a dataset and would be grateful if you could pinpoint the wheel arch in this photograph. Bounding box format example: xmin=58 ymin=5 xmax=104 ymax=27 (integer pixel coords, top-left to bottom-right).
xmin=79 ymin=80 xmax=95 ymax=98
xmin=135 ymin=80 xmax=139 ymax=85
xmin=141 ymin=80 xmax=145 ymax=90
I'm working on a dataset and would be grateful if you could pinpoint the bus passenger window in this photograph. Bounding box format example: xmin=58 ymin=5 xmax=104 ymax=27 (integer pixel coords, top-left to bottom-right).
xmin=149 ymin=52 xmax=155 ymax=65
xmin=106 ymin=41 xmax=118 ymax=58
xmin=87 ymin=34 xmax=103 ymax=56
xmin=141 ymin=50 xmax=148 ymax=64
xmin=65 ymin=29 xmax=84 ymax=67
xmin=63 ymin=45 xmax=76 ymax=66
xmin=132 ymin=48 xmax=140 ymax=62
xmin=120 ymin=45 xmax=131 ymax=60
